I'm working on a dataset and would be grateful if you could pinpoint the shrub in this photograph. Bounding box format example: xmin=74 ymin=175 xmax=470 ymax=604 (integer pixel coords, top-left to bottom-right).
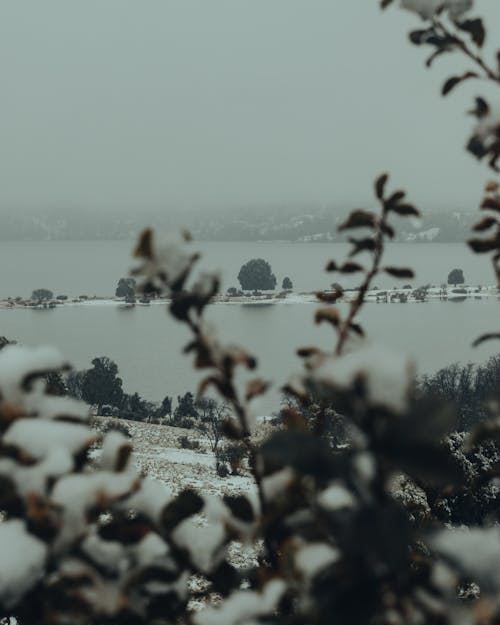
xmin=177 ymin=434 xmax=201 ymax=450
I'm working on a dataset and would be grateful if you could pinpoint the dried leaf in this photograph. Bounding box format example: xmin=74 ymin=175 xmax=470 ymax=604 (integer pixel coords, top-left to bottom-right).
xmin=339 ymin=262 xmax=364 ymax=274
xmin=468 ymin=97 xmax=490 ymax=119
xmin=245 ymin=378 xmax=270 ymax=402
xmin=348 ymin=237 xmax=377 ymax=256
xmin=384 ymin=190 xmax=406 ymax=211
xmin=383 ymin=266 xmax=415 ymax=279
xmin=338 ymin=210 xmax=376 ymax=232
xmin=442 ymin=71 xmax=478 ymax=96
xmin=472 ymin=333 xmax=500 ymax=348
xmin=349 ymin=323 xmax=364 ymax=337
xmin=481 ymin=196 xmax=500 ymax=212
xmin=375 ymin=173 xmax=389 ymax=199
xmin=315 ymin=307 xmax=341 ymax=327
xmin=468 ymin=237 xmax=499 ymax=253
xmin=388 ymin=204 xmax=420 ymax=217
xmin=473 ymin=216 xmax=498 ymax=232
xmin=296 ymin=346 xmax=322 ymax=358
xmin=456 ymin=18 xmax=486 ymax=48
xmin=134 ymin=228 xmax=153 ymax=259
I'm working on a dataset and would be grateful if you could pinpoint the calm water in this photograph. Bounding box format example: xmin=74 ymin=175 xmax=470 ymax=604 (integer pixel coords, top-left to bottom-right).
xmin=0 ymin=240 xmax=494 ymax=299
xmin=0 ymin=295 xmax=499 ymax=413
xmin=0 ymin=240 xmax=498 ymax=413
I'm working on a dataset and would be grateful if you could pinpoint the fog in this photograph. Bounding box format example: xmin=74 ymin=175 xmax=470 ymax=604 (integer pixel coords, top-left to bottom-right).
xmin=0 ymin=1 xmax=499 ymax=215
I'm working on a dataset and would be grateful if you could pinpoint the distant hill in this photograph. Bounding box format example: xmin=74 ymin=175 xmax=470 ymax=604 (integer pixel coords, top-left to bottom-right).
xmin=0 ymin=208 xmax=477 ymax=243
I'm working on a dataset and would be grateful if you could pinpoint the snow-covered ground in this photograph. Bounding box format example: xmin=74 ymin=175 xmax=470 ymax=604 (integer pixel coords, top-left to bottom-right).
xmin=94 ymin=418 xmax=257 ymax=500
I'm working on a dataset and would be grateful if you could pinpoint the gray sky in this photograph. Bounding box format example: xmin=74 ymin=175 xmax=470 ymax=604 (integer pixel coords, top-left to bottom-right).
xmin=0 ymin=1 xmax=499 ymax=214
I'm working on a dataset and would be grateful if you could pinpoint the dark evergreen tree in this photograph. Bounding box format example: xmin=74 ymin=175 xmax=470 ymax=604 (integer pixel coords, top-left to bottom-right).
xmin=115 ymin=277 xmax=136 ymax=298
xmin=31 ymin=288 xmax=53 ymax=301
xmin=81 ymin=357 xmax=124 ymax=414
xmin=447 ymin=268 xmax=464 ymax=286
xmin=237 ymin=259 xmax=277 ymax=291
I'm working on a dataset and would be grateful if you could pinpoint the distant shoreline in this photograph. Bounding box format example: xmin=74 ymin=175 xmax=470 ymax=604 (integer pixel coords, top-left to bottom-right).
xmin=0 ymin=285 xmax=497 ymax=310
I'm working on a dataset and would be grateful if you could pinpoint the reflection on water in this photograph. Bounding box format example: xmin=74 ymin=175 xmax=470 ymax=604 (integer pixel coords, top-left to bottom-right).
xmin=0 ymin=298 xmax=498 ymax=413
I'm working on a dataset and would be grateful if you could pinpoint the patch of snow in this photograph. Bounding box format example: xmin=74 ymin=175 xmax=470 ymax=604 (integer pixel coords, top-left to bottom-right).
xmin=262 ymin=467 xmax=295 ymax=500
xmin=294 ymin=542 xmax=340 ymax=578
xmin=318 ymin=482 xmax=356 ymax=510
xmin=0 ymin=520 xmax=47 ymax=609
xmin=194 ymin=579 xmax=286 ymax=625
xmin=431 ymin=526 xmax=500 ymax=590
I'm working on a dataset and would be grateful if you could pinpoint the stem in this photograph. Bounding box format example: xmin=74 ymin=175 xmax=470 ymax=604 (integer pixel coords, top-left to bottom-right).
xmin=434 ymin=19 xmax=500 ymax=84
xmin=335 ymin=213 xmax=386 ymax=356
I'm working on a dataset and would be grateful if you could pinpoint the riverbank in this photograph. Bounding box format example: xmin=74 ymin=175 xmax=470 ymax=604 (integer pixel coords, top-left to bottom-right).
xmin=0 ymin=284 xmax=496 ymax=310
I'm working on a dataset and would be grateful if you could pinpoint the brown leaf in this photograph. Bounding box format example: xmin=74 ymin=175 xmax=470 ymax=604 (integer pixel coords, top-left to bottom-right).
xmin=456 ymin=18 xmax=486 ymax=48
xmin=383 ymin=266 xmax=415 ymax=279
xmin=349 ymin=323 xmax=365 ymax=337
xmin=296 ymin=346 xmax=322 ymax=358
xmin=338 ymin=210 xmax=376 ymax=232
xmin=485 ymin=181 xmax=499 ymax=193
xmin=468 ymin=97 xmax=489 ymax=119
xmin=348 ymin=237 xmax=377 ymax=256
xmin=473 ymin=216 xmax=498 ymax=232
xmin=472 ymin=333 xmax=500 ymax=347
xmin=384 ymin=190 xmax=406 ymax=211
xmin=481 ymin=196 xmax=500 ymax=212
xmin=133 ymin=228 xmax=153 ymax=259
xmin=245 ymin=378 xmax=270 ymax=402
xmin=388 ymin=204 xmax=420 ymax=217
xmin=315 ymin=307 xmax=341 ymax=327
xmin=375 ymin=173 xmax=389 ymax=199
xmin=339 ymin=262 xmax=364 ymax=274
xmin=468 ymin=237 xmax=499 ymax=253
xmin=442 ymin=71 xmax=478 ymax=96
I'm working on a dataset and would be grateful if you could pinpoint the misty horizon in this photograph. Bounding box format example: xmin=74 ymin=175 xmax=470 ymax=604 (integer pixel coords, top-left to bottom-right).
xmin=0 ymin=1 xmax=499 ymax=216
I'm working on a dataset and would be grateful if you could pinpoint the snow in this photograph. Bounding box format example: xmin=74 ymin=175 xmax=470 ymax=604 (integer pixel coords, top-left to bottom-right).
xmin=132 ymin=229 xmax=196 ymax=292
xmin=148 ymin=447 xmax=216 ymax=467
xmin=194 ymin=579 xmax=286 ymax=625
xmin=0 ymin=344 xmax=67 ymax=404
xmin=133 ymin=533 xmax=170 ymax=567
xmin=122 ymin=476 xmax=173 ymax=523
xmin=431 ymin=526 xmax=500 ymax=590
xmin=318 ymin=482 xmax=357 ymax=510
xmin=294 ymin=542 xmax=340 ymax=578
xmin=100 ymin=430 xmax=132 ymax=470
xmin=262 ymin=467 xmax=296 ymax=500
xmin=0 ymin=520 xmax=47 ymax=609
xmin=81 ymin=531 xmax=127 ymax=574
xmin=0 ymin=447 xmax=74 ymax=496
xmin=4 ymin=419 xmax=93 ymax=460
xmin=51 ymin=468 xmax=139 ymax=549
xmin=311 ymin=343 xmax=413 ymax=414
xmin=172 ymin=516 xmax=226 ymax=573
xmin=354 ymin=452 xmax=376 ymax=482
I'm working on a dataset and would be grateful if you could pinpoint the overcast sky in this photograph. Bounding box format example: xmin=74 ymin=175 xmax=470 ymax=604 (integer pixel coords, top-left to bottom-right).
xmin=0 ymin=1 xmax=499 ymax=214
